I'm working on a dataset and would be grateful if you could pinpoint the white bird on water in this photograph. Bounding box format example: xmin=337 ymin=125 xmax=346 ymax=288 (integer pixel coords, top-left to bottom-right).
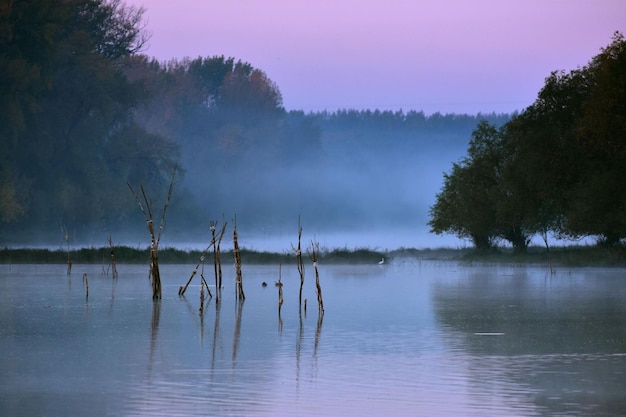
xmin=378 ymin=258 xmax=385 ymax=265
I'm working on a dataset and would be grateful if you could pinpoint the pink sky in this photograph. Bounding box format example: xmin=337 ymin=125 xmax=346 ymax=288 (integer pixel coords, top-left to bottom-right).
xmin=125 ymin=0 xmax=625 ymax=115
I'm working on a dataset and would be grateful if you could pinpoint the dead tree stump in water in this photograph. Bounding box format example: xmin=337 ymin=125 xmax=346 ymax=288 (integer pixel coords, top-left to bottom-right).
xmin=291 ymin=217 xmax=305 ymax=314
xmin=127 ymin=165 xmax=177 ymax=300
xmin=233 ymin=216 xmax=245 ymax=301
xmin=108 ymin=234 xmax=118 ymax=279
xmin=64 ymin=226 xmax=72 ymax=275
xmin=309 ymin=241 xmax=324 ymax=314
xmin=216 ymin=216 xmax=227 ymax=289
xmin=210 ymin=220 xmax=227 ymax=302
xmin=277 ymin=262 xmax=284 ymax=315
xmin=179 ymin=244 xmax=213 ymax=297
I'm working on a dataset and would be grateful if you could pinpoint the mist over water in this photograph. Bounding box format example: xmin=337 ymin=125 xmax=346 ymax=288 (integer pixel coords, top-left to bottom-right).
xmin=158 ymin=118 xmax=477 ymax=252
xmin=2 ymin=107 xmax=511 ymax=251
xmin=163 ymin=227 xmax=467 ymax=254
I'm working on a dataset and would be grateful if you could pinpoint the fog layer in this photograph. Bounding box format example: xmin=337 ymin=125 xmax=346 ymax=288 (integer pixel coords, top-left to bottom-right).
xmin=161 ymin=112 xmax=511 ymax=251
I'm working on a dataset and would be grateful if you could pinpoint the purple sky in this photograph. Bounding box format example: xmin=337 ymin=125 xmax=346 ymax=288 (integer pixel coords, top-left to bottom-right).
xmin=126 ymin=0 xmax=625 ymax=115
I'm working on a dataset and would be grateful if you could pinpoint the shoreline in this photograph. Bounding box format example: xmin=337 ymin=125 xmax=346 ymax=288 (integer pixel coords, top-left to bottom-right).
xmin=0 ymin=245 xmax=624 ymax=267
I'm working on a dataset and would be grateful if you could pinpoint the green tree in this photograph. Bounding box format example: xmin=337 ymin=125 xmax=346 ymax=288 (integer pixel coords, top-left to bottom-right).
xmin=0 ymin=0 xmax=72 ymax=225
xmin=0 ymin=0 xmax=179 ymax=242
xmin=568 ymin=32 xmax=626 ymax=245
xmin=507 ymin=32 xmax=626 ymax=246
xmin=497 ymin=93 xmax=583 ymax=251
xmin=429 ymin=121 xmax=534 ymax=252
xmin=0 ymin=0 xmax=70 ymax=140
xmin=429 ymin=122 xmax=504 ymax=250
xmin=428 ymin=161 xmax=497 ymax=251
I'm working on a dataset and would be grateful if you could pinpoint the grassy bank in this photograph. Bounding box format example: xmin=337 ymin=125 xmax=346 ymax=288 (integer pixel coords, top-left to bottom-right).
xmin=0 ymin=244 xmax=625 ymax=266
xmin=0 ymin=245 xmax=386 ymax=265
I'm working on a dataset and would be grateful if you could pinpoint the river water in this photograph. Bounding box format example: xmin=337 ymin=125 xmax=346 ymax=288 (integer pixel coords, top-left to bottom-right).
xmin=1 ymin=261 xmax=625 ymax=416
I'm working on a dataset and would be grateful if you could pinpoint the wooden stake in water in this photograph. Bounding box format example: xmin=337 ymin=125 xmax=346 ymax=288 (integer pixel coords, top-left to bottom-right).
xmin=309 ymin=241 xmax=324 ymax=314
xmin=108 ymin=234 xmax=118 ymax=279
xmin=64 ymin=226 xmax=72 ymax=275
xmin=179 ymin=244 xmax=213 ymax=297
xmin=291 ymin=216 xmax=305 ymax=314
xmin=277 ymin=262 xmax=284 ymax=315
xmin=216 ymin=216 xmax=227 ymax=290
xmin=83 ymin=272 xmax=89 ymax=300
xmin=200 ymin=255 xmax=212 ymax=299
xmin=277 ymin=262 xmax=284 ymax=331
xmin=210 ymin=221 xmax=219 ymax=302
xmin=233 ymin=216 xmax=245 ymax=301
xmin=199 ymin=281 xmax=205 ymax=315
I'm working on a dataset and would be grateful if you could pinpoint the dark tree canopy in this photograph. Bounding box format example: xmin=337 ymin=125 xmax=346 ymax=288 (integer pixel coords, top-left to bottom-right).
xmin=0 ymin=0 xmax=170 ymax=240
xmin=429 ymin=32 xmax=626 ymax=249
xmin=0 ymin=1 xmax=321 ymax=243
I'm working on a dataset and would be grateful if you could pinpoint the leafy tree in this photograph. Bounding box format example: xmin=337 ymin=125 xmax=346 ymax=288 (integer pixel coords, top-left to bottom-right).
xmin=0 ymin=0 xmax=178 ymax=241
xmin=431 ymin=33 xmax=626 ymax=250
xmin=568 ymin=32 xmax=626 ymax=245
xmin=429 ymin=122 xmax=504 ymax=250
xmin=496 ymin=91 xmax=585 ymax=251
xmin=428 ymin=162 xmax=497 ymax=250
xmin=128 ymin=54 xmax=321 ymax=226
xmin=430 ymin=121 xmax=534 ymax=252
xmin=0 ymin=0 xmax=72 ymax=225
xmin=0 ymin=0 xmax=70 ymax=139
xmin=506 ymin=32 xmax=626 ymax=246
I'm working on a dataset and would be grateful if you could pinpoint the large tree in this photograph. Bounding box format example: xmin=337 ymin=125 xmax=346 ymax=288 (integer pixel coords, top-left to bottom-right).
xmin=0 ymin=0 xmax=71 ymax=224
xmin=128 ymin=54 xmax=327 ymax=227
xmin=430 ymin=33 xmax=626 ymax=250
xmin=0 ymin=0 xmax=178 ymax=241
xmin=505 ymin=33 xmax=626 ymax=245
xmin=568 ymin=32 xmax=626 ymax=245
xmin=429 ymin=121 xmax=505 ymax=251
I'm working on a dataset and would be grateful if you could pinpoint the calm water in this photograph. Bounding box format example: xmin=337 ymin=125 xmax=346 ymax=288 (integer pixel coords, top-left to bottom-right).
xmin=1 ymin=261 xmax=625 ymax=416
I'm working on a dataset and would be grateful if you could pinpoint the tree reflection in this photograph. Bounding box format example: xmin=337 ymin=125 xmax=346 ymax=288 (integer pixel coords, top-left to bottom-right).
xmin=232 ymin=299 xmax=244 ymax=367
xmin=433 ymin=268 xmax=626 ymax=415
xmin=211 ymin=299 xmax=221 ymax=373
xmin=148 ymin=301 xmax=161 ymax=376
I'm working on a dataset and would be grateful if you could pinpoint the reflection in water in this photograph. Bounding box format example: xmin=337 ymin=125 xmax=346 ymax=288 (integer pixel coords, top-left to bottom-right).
xmin=314 ymin=311 xmax=324 ymax=358
xmin=311 ymin=311 xmax=324 ymax=382
xmin=211 ymin=298 xmax=221 ymax=375
xmin=433 ymin=266 xmax=626 ymax=416
xmin=199 ymin=308 xmax=205 ymax=345
xmin=296 ymin=311 xmax=304 ymax=393
xmin=277 ymin=263 xmax=284 ymax=332
xmin=109 ymin=274 xmax=118 ymax=314
xmin=148 ymin=300 xmax=161 ymax=377
xmin=1 ymin=263 xmax=625 ymax=416
xmin=232 ymin=299 xmax=243 ymax=367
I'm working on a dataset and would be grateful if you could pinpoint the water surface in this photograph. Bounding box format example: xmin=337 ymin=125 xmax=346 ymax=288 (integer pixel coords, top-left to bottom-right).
xmin=1 ymin=261 xmax=625 ymax=416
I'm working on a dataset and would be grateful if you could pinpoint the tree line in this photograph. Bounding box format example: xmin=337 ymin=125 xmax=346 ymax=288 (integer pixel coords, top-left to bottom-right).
xmin=428 ymin=32 xmax=626 ymax=251
xmin=1 ymin=0 xmax=511 ymax=245
xmin=1 ymin=0 xmax=166 ymax=240
xmin=0 ymin=0 xmax=291 ymax=241
xmin=9 ymin=1 xmax=621 ymax=250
